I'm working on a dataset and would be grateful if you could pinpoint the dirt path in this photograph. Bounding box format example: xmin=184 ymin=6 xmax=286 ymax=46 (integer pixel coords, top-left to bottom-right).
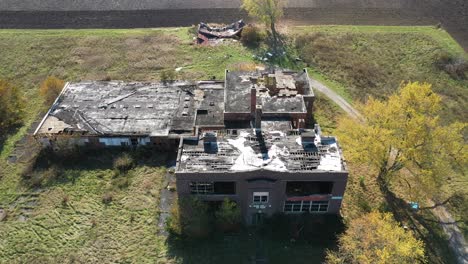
xmin=309 ymin=77 xmax=468 ymax=263
xmin=309 ymin=79 xmax=363 ymax=121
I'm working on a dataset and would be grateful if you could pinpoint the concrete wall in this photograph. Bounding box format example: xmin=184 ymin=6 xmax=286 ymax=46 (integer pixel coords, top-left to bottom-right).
xmin=176 ymin=170 xmax=348 ymax=224
xmin=0 ymin=0 xmax=407 ymax=11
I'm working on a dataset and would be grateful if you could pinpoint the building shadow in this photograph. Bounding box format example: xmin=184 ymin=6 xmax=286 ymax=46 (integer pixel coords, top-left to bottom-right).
xmin=164 ymin=214 xmax=344 ymax=264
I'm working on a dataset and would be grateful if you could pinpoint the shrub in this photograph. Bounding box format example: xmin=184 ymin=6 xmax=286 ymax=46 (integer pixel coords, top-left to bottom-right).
xmin=113 ymin=153 xmax=134 ymax=173
xmin=62 ymin=194 xmax=70 ymax=206
xmin=0 ymin=79 xmax=25 ymax=135
xmin=240 ymin=25 xmax=264 ymax=48
xmin=188 ymin=24 xmax=198 ymax=37
xmin=39 ymin=76 xmax=65 ymax=106
xmin=166 ymin=199 xmax=183 ymax=235
xmin=215 ymin=198 xmax=242 ymax=232
xmin=160 ymin=70 xmax=177 ymax=84
xmin=102 ymin=192 xmax=114 ymax=204
xmin=435 ymin=52 xmax=468 ymax=80
xmin=167 ymin=197 xmax=211 ymax=238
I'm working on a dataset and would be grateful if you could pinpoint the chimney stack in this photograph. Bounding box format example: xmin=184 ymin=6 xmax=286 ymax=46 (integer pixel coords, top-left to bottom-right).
xmin=255 ymin=105 xmax=262 ymax=129
xmin=298 ymin=119 xmax=305 ymax=129
xmin=251 ymin=86 xmax=256 ymax=115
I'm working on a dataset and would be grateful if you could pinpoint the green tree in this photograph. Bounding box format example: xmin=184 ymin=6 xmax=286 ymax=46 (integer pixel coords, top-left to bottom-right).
xmin=39 ymin=76 xmax=65 ymax=106
xmin=0 ymin=80 xmax=25 ymax=136
xmin=215 ymin=198 xmax=242 ymax=232
xmin=326 ymin=211 xmax=426 ymax=264
xmin=241 ymin=0 xmax=285 ymax=48
xmin=337 ymin=82 xmax=467 ymax=202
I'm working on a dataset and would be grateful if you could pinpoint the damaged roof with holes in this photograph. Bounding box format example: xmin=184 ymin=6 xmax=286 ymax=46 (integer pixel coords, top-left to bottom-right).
xmin=177 ymin=129 xmax=345 ymax=173
xmin=35 ymin=81 xmax=203 ymax=136
xmin=224 ymin=69 xmax=313 ymax=114
xmin=195 ymin=82 xmax=225 ymax=127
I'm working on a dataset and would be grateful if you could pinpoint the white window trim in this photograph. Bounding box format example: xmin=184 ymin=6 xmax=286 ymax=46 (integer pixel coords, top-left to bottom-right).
xmin=253 ymin=192 xmax=269 ymax=203
xmin=284 ymin=200 xmax=329 ymax=213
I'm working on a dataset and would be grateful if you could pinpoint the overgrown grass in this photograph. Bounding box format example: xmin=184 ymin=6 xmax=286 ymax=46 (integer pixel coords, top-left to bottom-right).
xmin=0 ymin=148 xmax=167 ymax=263
xmin=293 ymin=25 xmax=468 ymax=123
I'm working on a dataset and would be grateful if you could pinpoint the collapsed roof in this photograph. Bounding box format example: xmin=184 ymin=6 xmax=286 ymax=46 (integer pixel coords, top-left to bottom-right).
xmin=34 ymin=69 xmax=315 ymax=137
xmin=197 ymin=20 xmax=245 ymax=44
xmin=224 ymin=69 xmax=314 ymax=114
xmin=177 ymin=128 xmax=345 ymax=173
xmin=34 ymin=81 xmax=225 ymax=137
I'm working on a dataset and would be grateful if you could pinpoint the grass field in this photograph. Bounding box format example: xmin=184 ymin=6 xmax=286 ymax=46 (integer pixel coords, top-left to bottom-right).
xmin=0 ymin=26 xmax=466 ymax=263
xmin=293 ymin=25 xmax=468 ymax=123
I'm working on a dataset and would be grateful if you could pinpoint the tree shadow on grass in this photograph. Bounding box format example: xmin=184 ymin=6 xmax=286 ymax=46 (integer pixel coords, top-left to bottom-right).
xmin=378 ymin=180 xmax=458 ymax=264
xmin=243 ymin=29 xmax=305 ymax=72
xmin=165 ymin=214 xmax=344 ymax=264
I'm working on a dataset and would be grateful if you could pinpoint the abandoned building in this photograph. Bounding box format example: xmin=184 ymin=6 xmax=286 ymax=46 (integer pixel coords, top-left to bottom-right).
xmin=33 ymin=69 xmax=348 ymax=224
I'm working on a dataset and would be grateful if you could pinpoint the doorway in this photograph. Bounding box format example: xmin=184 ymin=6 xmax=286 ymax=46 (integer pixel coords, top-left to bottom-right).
xmin=252 ymin=212 xmax=265 ymax=225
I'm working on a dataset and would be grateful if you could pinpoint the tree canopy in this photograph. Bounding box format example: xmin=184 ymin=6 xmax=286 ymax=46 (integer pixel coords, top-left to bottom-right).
xmin=0 ymin=80 xmax=24 ymax=136
xmin=337 ymin=82 xmax=467 ymax=201
xmin=241 ymin=0 xmax=285 ymax=43
xmin=326 ymin=211 xmax=426 ymax=264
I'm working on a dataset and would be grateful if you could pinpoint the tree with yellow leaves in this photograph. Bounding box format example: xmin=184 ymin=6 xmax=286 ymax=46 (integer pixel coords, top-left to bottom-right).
xmin=337 ymin=82 xmax=467 ymax=202
xmin=326 ymin=211 xmax=426 ymax=264
xmin=241 ymin=0 xmax=285 ymax=47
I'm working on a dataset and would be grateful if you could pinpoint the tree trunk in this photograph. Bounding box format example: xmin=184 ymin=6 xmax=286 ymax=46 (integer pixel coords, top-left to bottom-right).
xmin=270 ymin=22 xmax=278 ymax=53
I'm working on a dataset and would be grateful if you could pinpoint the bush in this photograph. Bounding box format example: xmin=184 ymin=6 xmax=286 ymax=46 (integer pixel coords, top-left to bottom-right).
xmin=113 ymin=153 xmax=134 ymax=173
xmin=0 ymin=79 xmax=25 ymax=135
xmin=102 ymin=192 xmax=114 ymax=204
xmin=188 ymin=24 xmax=198 ymax=37
xmin=215 ymin=198 xmax=242 ymax=232
xmin=167 ymin=197 xmax=211 ymax=238
xmin=39 ymin=76 xmax=65 ymax=106
xmin=435 ymin=52 xmax=468 ymax=80
xmin=62 ymin=194 xmax=70 ymax=206
xmin=241 ymin=25 xmax=264 ymax=48
xmin=160 ymin=70 xmax=177 ymax=84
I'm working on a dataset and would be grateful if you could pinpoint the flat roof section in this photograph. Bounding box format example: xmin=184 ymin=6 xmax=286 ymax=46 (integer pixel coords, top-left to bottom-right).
xmin=177 ymin=129 xmax=345 ymax=173
xmin=36 ymin=81 xmax=197 ymax=136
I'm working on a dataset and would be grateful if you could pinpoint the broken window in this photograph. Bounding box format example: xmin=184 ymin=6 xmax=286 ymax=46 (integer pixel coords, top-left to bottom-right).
xmin=284 ymin=201 xmax=329 ymax=213
xmin=286 ymin=181 xmax=333 ymax=196
xmin=190 ymin=182 xmax=236 ymax=195
xmin=253 ymin=192 xmax=269 ymax=203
